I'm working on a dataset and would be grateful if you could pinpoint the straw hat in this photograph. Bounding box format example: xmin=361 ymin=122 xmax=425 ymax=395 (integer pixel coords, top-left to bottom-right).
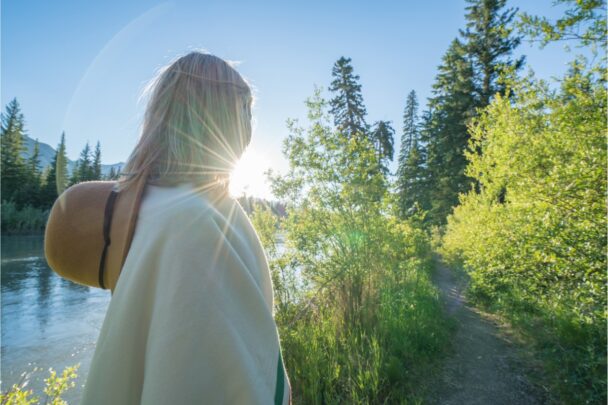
xmin=44 ymin=172 xmax=148 ymax=294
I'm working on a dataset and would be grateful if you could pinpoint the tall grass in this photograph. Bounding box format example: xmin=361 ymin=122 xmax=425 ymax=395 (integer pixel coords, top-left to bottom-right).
xmin=252 ymin=207 xmax=452 ymax=403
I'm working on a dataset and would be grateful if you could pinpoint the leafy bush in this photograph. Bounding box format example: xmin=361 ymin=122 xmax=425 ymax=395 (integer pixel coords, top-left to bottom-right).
xmin=0 ymin=364 xmax=80 ymax=405
xmin=441 ymin=62 xmax=607 ymax=403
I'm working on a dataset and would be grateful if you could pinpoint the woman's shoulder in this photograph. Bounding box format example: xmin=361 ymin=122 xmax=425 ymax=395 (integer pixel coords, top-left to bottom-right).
xmin=137 ymin=182 xmax=258 ymax=245
xmin=133 ymin=182 xmax=274 ymax=310
xmin=139 ymin=183 xmax=224 ymax=221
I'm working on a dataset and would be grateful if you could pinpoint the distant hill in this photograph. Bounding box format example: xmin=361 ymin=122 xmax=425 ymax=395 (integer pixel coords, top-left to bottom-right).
xmin=21 ymin=135 xmax=124 ymax=176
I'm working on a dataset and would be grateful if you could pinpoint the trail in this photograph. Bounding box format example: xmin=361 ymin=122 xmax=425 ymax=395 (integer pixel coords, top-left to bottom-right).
xmin=427 ymin=259 xmax=547 ymax=405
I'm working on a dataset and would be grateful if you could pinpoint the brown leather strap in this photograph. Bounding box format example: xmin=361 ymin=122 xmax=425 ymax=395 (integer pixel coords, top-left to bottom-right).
xmin=99 ymin=190 xmax=119 ymax=289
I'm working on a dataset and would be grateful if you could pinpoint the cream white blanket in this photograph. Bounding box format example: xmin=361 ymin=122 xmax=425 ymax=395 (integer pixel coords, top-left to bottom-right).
xmin=80 ymin=183 xmax=290 ymax=404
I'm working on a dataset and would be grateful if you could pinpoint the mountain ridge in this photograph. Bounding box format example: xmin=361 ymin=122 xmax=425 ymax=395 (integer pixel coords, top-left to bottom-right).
xmin=21 ymin=135 xmax=124 ymax=176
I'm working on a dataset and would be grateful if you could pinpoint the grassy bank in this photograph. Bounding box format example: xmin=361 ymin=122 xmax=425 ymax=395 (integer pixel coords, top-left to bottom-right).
xmin=253 ymin=206 xmax=453 ymax=403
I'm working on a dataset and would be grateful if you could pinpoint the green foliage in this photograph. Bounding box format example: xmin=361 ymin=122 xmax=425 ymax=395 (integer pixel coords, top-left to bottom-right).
xmin=415 ymin=0 xmax=524 ymax=226
xmin=261 ymin=88 xmax=450 ymax=402
xmin=69 ymin=140 xmax=105 ymax=185
xmin=0 ymin=99 xmax=81 ymax=232
xmin=518 ymin=0 xmax=607 ymax=51
xmin=0 ymin=101 xmax=53 ymax=209
xmin=0 ymin=97 xmax=107 ymax=231
xmin=1 ymin=201 xmax=49 ymax=233
xmin=396 ymin=91 xmax=427 ymax=218
xmin=0 ymin=364 xmax=80 ymax=405
xmin=329 ymin=57 xmax=368 ymax=141
xmin=40 ymin=132 xmax=69 ymax=208
xmin=92 ymin=141 xmax=102 ymax=180
xmin=399 ymin=90 xmax=419 ymax=158
xmin=421 ymin=38 xmax=479 ymax=225
xmin=460 ymin=0 xmax=524 ymax=106
xmin=370 ymin=120 xmax=395 ymax=175
xmin=28 ymin=139 xmax=41 ymax=180
xmin=328 ymin=56 xmax=394 ymax=180
xmin=1 ymin=98 xmax=28 ymax=205
xmin=71 ymin=141 xmax=94 ymax=184
xmin=441 ymin=63 xmax=607 ymax=403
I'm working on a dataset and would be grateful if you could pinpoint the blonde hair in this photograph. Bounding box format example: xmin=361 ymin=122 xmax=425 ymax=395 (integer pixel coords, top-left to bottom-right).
xmin=117 ymin=51 xmax=253 ymax=192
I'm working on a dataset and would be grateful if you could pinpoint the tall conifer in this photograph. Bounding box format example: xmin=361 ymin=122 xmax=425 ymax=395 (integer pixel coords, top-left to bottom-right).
xmin=93 ymin=141 xmax=102 ymax=180
xmin=42 ymin=132 xmax=69 ymax=207
xmin=423 ymin=39 xmax=478 ymax=223
xmin=397 ymin=91 xmax=427 ymax=217
xmin=370 ymin=120 xmax=394 ymax=174
xmin=400 ymin=90 xmax=419 ymax=157
xmin=329 ymin=57 xmax=368 ymax=141
xmin=1 ymin=98 xmax=27 ymax=204
xmin=76 ymin=141 xmax=93 ymax=182
xmin=461 ymin=0 xmax=525 ymax=106
xmin=419 ymin=0 xmax=523 ymax=225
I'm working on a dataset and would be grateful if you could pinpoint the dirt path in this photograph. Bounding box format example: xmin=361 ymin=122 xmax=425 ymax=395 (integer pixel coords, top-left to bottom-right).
xmin=427 ymin=260 xmax=546 ymax=405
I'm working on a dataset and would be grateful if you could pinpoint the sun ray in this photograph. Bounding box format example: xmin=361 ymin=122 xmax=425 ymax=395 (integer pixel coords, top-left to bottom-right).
xmin=229 ymin=147 xmax=272 ymax=199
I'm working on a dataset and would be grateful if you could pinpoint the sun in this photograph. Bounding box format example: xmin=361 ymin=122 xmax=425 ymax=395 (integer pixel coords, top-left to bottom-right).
xmin=229 ymin=147 xmax=273 ymax=199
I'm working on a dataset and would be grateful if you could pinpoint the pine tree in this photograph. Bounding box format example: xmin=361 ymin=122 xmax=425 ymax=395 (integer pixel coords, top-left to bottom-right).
xmin=370 ymin=120 xmax=394 ymax=174
xmin=399 ymin=142 xmax=426 ymax=218
xmin=1 ymin=98 xmax=28 ymax=204
xmin=76 ymin=141 xmax=93 ymax=182
xmin=329 ymin=57 xmax=368 ymax=141
xmin=23 ymin=139 xmax=43 ymax=207
xmin=424 ymin=39 xmax=479 ymax=224
xmin=56 ymin=132 xmax=69 ymax=193
xmin=400 ymin=90 xmax=419 ymax=156
xmin=42 ymin=132 xmax=69 ymax=207
xmin=419 ymin=0 xmax=523 ymax=225
xmin=28 ymin=139 xmax=41 ymax=176
xmin=396 ymin=91 xmax=427 ymax=217
xmin=460 ymin=0 xmax=525 ymax=106
xmin=93 ymin=141 xmax=102 ymax=180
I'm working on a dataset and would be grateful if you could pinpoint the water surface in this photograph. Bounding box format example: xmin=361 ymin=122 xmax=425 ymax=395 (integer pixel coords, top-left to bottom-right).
xmin=1 ymin=234 xmax=110 ymax=404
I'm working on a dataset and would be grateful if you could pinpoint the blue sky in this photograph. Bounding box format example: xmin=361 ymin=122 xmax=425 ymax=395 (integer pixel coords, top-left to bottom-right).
xmin=2 ymin=0 xmax=579 ymax=197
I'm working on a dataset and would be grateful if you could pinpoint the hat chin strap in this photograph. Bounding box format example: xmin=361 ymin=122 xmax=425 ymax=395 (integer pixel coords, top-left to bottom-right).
xmin=98 ymin=190 xmax=119 ymax=289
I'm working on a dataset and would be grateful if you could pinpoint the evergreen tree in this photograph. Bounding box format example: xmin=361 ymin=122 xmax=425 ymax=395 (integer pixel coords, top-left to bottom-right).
xmin=28 ymin=139 xmax=41 ymax=176
xmin=1 ymin=98 xmax=28 ymax=204
xmin=423 ymin=39 xmax=479 ymax=224
xmin=399 ymin=143 xmax=426 ymax=218
xmin=22 ymin=139 xmax=43 ymax=207
xmin=370 ymin=120 xmax=394 ymax=174
xmin=460 ymin=0 xmax=525 ymax=106
xmin=69 ymin=161 xmax=79 ymax=186
xmin=56 ymin=132 xmax=69 ymax=193
xmin=397 ymin=91 xmax=427 ymax=217
xmin=419 ymin=0 xmax=523 ymax=225
xmin=41 ymin=132 xmax=69 ymax=207
xmin=76 ymin=141 xmax=93 ymax=182
xmin=329 ymin=57 xmax=368 ymax=141
xmin=400 ymin=90 xmax=419 ymax=156
xmin=93 ymin=140 xmax=102 ymax=180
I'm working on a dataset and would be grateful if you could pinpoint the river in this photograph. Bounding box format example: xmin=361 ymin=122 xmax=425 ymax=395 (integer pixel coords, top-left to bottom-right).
xmin=1 ymin=234 xmax=110 ymax=404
